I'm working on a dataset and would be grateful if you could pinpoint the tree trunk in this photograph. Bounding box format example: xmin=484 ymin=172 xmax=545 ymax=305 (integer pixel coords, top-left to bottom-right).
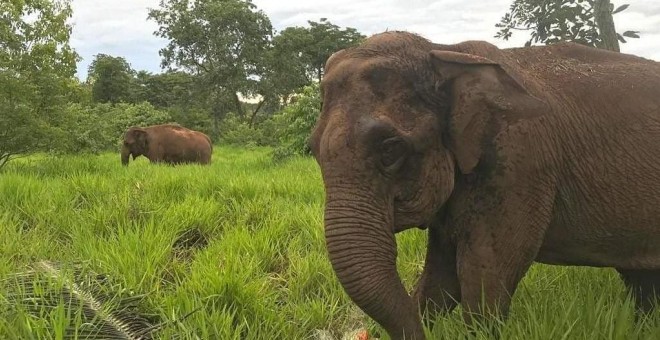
xmin=0 ymin=90 xmax=16 ymax=169
xmin=210 ymin=90 xmax=225 ymax=138
xmin=248 ymin=99 xmax=266 ymax=128
xmin=233 ymin=92 xmax=245 ymax=118
xmin=0 ymin=153 xmax=13 ymax=169
xmin=594 ymin=0 xmax=620 ymax=52
xmin=212 ymin=114 xmax=220 ymax=139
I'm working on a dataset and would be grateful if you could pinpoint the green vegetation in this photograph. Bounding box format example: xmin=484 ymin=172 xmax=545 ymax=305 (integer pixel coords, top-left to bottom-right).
xmin=272 ymin=83 xmax=322 ymax=161
xmin=148 ymin=0 xmax=274 ymax=123
xmin=0 ymin=0 xmax=364 ymax=170
xmin=1 ymin=0 xmax=658 ymax=338
xmin=88 ymin=54 xmax=136 ymax=104
xmin=496 ymin=0 xmax=640 ymax=51
xmin=1 ymin=0 xmax=647 ymax=170
xmin=1 ymin=148 xmax=659 ymax=339
xmin=59 ymin=102 xmax=174 ymax=154
xmin=0 ymin=0 xmax=79 ymax=166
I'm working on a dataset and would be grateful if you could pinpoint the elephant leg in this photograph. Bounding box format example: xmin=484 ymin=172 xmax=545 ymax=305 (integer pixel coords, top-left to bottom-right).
xmin=452 ymin=182 xmax=553 ymax=330
xmin=455 ymin=229 xmax=543 ymax=335
xmin=456 ymin=237 xmax=536 ymax=327
xmin=412 ymin=225 xmax=460 ymax=326
xmin=617 ymin=269 xmax=660 ymax=314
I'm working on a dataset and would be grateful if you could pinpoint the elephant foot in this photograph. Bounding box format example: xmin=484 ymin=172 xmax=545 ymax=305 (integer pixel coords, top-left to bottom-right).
xmin=411 ymin=266 xmax=461 ymax=336
xmin=617 ymin=268 xmax=660 ymax=314
xmin=412 ymin=280 xmax=460 ymax=320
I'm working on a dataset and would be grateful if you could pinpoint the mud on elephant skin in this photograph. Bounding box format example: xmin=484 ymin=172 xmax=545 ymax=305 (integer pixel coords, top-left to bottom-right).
xmin=121 ymin=123 xmax=212 ymax=166
xmin=309 ymin=31 xmax=660 ymax=339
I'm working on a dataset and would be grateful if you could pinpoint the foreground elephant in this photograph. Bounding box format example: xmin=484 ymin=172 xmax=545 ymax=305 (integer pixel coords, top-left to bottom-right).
xmin=309 ymin=31 xmax=660 ymax=339
xmin=121 ymin=124 xmax=212 ymax=166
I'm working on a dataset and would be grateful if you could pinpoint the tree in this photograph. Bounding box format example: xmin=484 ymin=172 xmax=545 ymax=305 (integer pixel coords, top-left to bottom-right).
xmin=248 ymin=26 xmax=310 ymax=126
xmin=278 ymin=18 xmax=365 ymax=84
xmin=132 ymin=70 xmax=212 ymax=133
xmin=254 ymin=19 xmax=364 ymax=126
xmin=87 ymin=54 xmax=135 ymax=104
xmin=271 ymin=83 xmax=321 ymax=162
xmin=495 ymin=0 xmax=640 ymax=51
xmin=267 ymin=27 xmax=313 ymax=94
xmin=307 ymin=19 xmax=364 ymax=83
xmin=133 ymin=70 xmax=197 ymax=109
xmin=148 ymin=0 xmax=273 ymax=134
xmin=0 ymin=0 xmax=79 ymax=168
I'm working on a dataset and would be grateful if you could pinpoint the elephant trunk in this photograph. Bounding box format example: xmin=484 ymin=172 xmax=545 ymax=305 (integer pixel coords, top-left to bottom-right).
xmin=324 ymin=189 xmax=424 ymax=340
xmin=121 ymin=146 xmax=130 ymax=166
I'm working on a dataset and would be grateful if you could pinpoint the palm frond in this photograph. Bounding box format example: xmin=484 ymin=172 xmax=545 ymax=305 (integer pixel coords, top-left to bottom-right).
xmin=2 ymin=260 xmax=160 ymax=339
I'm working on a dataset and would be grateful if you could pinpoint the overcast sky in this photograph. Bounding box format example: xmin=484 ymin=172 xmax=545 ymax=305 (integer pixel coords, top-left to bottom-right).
xmin=70 ymin=0 xmax=660 ymax=79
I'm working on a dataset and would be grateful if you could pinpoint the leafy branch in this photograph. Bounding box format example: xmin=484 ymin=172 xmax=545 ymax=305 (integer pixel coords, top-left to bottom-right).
xmin=495 ymin=0 xmax=640 ymax=51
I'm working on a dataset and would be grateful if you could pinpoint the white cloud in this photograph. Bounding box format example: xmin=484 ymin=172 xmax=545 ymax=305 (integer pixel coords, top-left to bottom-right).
xmin=70 ymin=0 xmax=659 ymax=79
xmin=70 ymin=0 xmax=167 ymax=78
xmin=613 ymin=1 xmax=660 ymax=61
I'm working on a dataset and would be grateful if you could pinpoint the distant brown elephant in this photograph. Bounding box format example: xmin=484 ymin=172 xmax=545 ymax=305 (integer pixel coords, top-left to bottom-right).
xmin=309 ymin=31 xmax=660 ymax=339
xmin=121 ymin=124 xmax=212 ymax=166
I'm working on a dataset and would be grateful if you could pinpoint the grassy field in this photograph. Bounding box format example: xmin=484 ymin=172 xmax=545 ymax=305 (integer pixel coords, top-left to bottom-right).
xmin=0 ymin=146 xmax=658 ymax=340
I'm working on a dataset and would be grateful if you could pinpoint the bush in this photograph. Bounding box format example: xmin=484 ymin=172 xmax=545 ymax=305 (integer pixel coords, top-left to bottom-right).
xmin=107 ymin=102 xmax=173 ymax=142
xmin=13 ymin=83 xmax=321 ymax=159
xmin=271 ymin=83 xmax=321 ymax=161
xmin=168 ymin=108 xmax=214 ymax=137
xmin=218 ymin=113 xmax=281 ymax=148
xmin=57 ymin=103 xmax=113 ymax=154
xmin=57 ymin=102 xmax=173 ymax=153
xmin=0 ymin=102 xmax=54 ymax=167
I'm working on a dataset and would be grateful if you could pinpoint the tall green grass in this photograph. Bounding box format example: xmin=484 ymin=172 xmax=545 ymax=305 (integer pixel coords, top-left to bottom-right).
xmin=0 ymin=147 xmax=658 ymax=339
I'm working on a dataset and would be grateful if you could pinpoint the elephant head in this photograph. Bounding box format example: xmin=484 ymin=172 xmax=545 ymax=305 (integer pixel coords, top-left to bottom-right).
xmin=309 ymin=32 xmax=546 ymax=339
xmin=121 ymin=127 xmax=148 ymax=166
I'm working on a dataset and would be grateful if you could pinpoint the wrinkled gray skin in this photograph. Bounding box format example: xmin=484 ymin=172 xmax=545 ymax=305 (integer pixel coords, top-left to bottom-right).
xmin=310 ymin=31 xmax=660 ymax=339
xmin=121 ymin=124 xmax=212 ymax=166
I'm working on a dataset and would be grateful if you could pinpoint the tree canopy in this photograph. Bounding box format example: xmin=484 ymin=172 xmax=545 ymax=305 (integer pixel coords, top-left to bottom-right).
xmin=495 ymin=0 xmax=640 ymax=51
xmin=148 ymin=0 xmax=273 ymax=126
xmin=19 ymin=0 xmax=656 ymax=166
xmin=0 ymin=0 xmax=79 ymax=167
xmin=87 ymin=54 xmax=135 ymax=104
xmin=265 ymin=19 xmax=365 ymax=98
xmin=134 ymin=70 xmax=197 ymax=109
xmin=302 ymin=18 xmax=365 ymax=83
xmin=255 ymin=18 xmax=364 ymax=126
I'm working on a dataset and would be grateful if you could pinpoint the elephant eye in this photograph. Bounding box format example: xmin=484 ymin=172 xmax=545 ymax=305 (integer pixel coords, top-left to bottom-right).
xmin=380 ymin=137 xmax=408 ymax=169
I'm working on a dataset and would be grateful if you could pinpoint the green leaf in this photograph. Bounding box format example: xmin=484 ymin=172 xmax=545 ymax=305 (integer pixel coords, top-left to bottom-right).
xmin=0 ymin=0 xmax=79 ymax=168
xmin=616 ymin=33 xmax=627 ymax=43
xmin=493 ymin=0 xmax=638 ymax=49
xmin=622 ymin=30 xmax=640 ymax=38
xmin=612 ymin=4 xmax=630 ymax=14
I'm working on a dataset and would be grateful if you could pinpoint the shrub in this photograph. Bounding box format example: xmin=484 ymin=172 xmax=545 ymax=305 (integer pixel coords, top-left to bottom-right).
xmin=168 ymin=108 xmax=214 ymax=137
xmin=56 ymin=103 xmax=113 ymax=154
xmin=107 ymin=102 xmax=174 ymax=141
xmin=271 ymin=83 xmax=321 ymax=161
xmin=218 ymin=113 xmax=281 ymax=148
xmin=0 ymin=102 xmax=54 ymax=168
xmin=57 ymin=102 xmax=173 ymax=153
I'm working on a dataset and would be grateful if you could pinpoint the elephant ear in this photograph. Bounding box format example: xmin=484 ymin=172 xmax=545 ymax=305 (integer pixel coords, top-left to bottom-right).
xmin=132 ymin=128 xmax=149 ymax=151
xmin=430 ymin=50 xmax=547 ymax=174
